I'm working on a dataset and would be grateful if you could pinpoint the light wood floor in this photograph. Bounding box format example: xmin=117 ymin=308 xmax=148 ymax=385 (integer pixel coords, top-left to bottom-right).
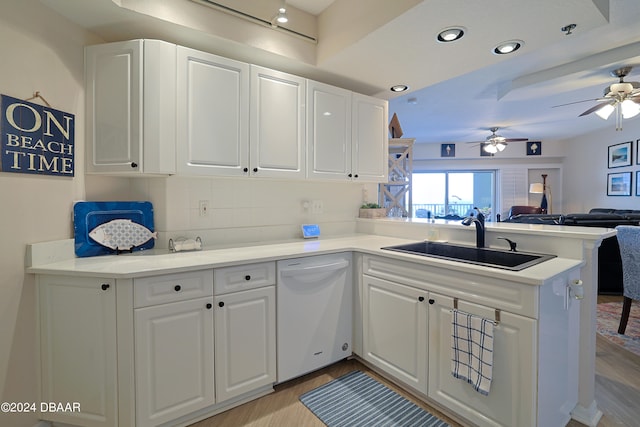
xmin=191 ymin=296 xmax=639 ymax=427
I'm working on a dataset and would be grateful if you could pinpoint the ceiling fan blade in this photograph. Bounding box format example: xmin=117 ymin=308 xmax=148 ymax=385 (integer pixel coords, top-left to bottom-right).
xmin=552 ymin=98 xmax=607 ymax=108
xmin=579 ymin=101 xmax=615 ymax=117
xmin=503 ymin=138 xmax=528 ymax=142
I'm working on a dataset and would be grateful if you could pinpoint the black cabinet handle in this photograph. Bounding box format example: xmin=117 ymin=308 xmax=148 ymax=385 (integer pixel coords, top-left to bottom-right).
xmin=348 ymin=173 xmax=353 ymax=178
xmin=131 ymin=162 xmax=138 ymax=168
xmin=206 ymin=303 xmax=212 ymax=309
xmin=218 ymin=301 xmax=225 ymax=308
xmin=174 ymin=285 xmax=181 ymax=292
xmin=101 ymin=284 xmax=110 ymax=291
xmin=428 ymin=299 xmax=435 ymax=305
xmin=243 ymin=167 xmax=249 ymax=173
xmin=354 ymin=174 xmax=359 ymax=178
xmin=245 ymin=275 xmax=251 ymax=281
xmin=253 ymin=167 xmax=258 ymax=173
xmin=418 ymin=296 xmax=425 ymax=302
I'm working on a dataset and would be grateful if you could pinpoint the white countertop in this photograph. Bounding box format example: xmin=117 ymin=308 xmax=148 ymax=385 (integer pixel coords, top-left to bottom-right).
xmin=26 ymin=234 xmax=583 ymax=285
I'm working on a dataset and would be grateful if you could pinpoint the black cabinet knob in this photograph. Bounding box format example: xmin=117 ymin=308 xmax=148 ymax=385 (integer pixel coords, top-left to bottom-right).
xmin=245 ymin=275 xmax=251 ymax=281
xmin=428 ymin=299 xmax=435 ymax=305
xmin=206 ymin=303 xmax=212 ymax=309
xmin=348 ymin=173 xmax=353 ymax=178
xmin=253 ymin=167 xmax=258 ymax=173
xmin=174 ymin=285 xmax=181 ymax=292
xmin=101 ymin=284 xmax=110 ymax=291
xmin=243 ymin=167 xmax=249 ymax=173
xmin=354 ymin=174 xmax=359 ymax=178
xmin=131 ymin=162 xmax=138 ymax=168
xmin=218 ymin=301 xmax=225 ymax=308
xmin=418 ymin=296 xmax=425 ymax=302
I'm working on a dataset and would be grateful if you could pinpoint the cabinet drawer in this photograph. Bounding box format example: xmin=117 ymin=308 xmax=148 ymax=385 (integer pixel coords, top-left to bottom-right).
xmin=214 ymin=262 xmax=276 ymax=295
xmin=134 ymin=270 xmax=213 ymax=308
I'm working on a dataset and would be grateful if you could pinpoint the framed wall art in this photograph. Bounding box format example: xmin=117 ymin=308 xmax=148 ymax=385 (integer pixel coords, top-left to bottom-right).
xmin=608 ymin=141 xmax=632 ymax=168
xmin=441 ymin=143 xmax=455 ymax=157
xmin=526 ymin=141 xmax=541 ymax=156
xmin=607 ymin=172 xmax=632 ymax=196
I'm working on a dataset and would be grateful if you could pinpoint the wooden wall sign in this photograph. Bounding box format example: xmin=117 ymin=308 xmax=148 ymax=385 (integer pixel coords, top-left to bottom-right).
xmin=1 ymin=94 xmax=74 ymax=176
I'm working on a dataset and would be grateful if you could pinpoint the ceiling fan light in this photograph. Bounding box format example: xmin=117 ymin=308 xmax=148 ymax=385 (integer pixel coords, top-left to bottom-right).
xmin=483 ymin=143 xmax=498 ymax=154
xmin=495 ymin=143 xmax=506 ymax=151
xmin=595 ymin=103 xmax=615 ymax=120
xmin=621 ymin=99 xmax=640 ymax=118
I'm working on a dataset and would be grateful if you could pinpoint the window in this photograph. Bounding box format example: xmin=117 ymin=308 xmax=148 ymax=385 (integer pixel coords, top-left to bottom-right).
xmin=412 ymin=171 xmax=496 ymax=221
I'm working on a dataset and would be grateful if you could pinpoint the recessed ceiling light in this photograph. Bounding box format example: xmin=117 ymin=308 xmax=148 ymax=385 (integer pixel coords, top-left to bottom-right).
xmin=390 ymin=85 xmax=409 ymax=93
xmin=437 ymin=27 xmax=465 ymax=43
xmin=493 ymin=40 xmax=523 ymax=55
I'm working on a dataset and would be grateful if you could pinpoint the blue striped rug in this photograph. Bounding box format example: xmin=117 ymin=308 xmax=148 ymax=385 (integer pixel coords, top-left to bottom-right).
xmin=299 ymin=371 xmax=449 ymax=427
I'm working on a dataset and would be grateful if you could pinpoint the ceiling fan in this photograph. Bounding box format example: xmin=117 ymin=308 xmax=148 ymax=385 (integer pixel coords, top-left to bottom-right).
xmin=467 ymin=127 xmax=528 ymax=153
xmin=555 ymin=66 xmax=640 ymax=130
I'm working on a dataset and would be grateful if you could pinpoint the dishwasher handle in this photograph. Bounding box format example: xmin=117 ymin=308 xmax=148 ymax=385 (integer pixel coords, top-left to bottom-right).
xmin=279 ymin=259 xmax=349 ymax=277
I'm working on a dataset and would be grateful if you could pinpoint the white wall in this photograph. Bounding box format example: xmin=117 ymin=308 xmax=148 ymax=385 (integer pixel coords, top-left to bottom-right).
xmin=562 ymin=118 xmax=640 ymax=213
xmin=0 ymin=2 xmax=100 ymax=426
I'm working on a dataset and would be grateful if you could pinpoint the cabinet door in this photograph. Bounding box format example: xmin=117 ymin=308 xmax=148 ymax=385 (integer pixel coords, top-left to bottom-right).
xmin=306 ymin=80 xmax=352 ymax=180
xmin=362 ymin=275 xmax=428 ymax=394
xmin=85 ymin=40 xmax=142 ymax=173
xmin=38 ymin=276 xmax=117 ymax=427
xmin=427 ymin=293 xmax=536 ymax=427
xmin=250 ymin=66 xmax=306 ymax=178
xmin=352 ymin=93 xmax=388 ymax=182
xmin=85 ymin=40 xmax=176 ymax=175
xmin=177 ymin=46 xmax=250 ymax=176
xmin=135 ymin=297 xmax=215 ymax=427
xmin=214 ymin=286 xmax=276 ymax=402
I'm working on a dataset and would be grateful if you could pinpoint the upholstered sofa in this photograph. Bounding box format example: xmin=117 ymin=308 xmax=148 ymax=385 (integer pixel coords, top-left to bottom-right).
xmin=502 ymin=208 xmax=640 ymax=294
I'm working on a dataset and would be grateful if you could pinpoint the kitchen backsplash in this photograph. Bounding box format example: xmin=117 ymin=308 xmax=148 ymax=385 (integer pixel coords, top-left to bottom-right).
xmin=112 ymin=176 xmax=378 ymax=249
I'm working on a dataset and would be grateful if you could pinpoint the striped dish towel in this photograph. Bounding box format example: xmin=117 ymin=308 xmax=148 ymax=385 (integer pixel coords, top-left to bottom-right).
xmin=451 ymin=309 xmax=494 ymax=395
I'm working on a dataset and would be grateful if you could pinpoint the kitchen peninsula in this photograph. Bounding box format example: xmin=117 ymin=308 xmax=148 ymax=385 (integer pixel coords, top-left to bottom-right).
xmin=26 ymin=220 xmax=611 ymax=427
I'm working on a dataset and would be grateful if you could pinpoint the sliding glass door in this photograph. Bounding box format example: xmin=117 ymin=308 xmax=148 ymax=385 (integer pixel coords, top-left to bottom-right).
xmin=412 ymin=171 xmax=496 ymax=221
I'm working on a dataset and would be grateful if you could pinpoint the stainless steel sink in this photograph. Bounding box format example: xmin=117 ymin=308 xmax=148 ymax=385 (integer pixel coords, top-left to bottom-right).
xmin=381 ymin=241 xmax=555 ymax=271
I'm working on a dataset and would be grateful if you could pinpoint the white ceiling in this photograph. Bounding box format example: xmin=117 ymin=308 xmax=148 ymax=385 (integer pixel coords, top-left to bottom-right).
xmin=41 ymin=0 xmax=640 ymax=145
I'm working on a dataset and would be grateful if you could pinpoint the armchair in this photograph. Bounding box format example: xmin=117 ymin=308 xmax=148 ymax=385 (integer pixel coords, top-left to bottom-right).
xmin=614 ymin=226 xmax=640 ymax=334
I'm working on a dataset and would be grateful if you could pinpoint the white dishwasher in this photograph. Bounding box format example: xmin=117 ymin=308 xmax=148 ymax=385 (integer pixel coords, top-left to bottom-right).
xmin=277 ymin=252 xmax=352 ymax=383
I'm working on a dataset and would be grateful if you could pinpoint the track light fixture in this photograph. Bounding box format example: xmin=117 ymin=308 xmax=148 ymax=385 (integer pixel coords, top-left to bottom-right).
xmin=271 ymin=1 xmax=288 ymax=27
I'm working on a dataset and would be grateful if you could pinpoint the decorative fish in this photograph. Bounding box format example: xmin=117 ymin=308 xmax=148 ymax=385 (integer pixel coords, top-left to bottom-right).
xmin=89 ymin=219 xmax=157 ymax=251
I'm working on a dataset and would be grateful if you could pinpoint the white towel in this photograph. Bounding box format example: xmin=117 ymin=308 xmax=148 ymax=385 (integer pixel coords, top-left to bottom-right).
xmin=451 ymin=309 xmax=494 ymax=395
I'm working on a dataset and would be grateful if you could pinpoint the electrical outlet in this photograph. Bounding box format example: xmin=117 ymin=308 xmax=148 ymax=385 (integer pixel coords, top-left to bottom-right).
xmin=199 ymin=200 xmax=210 ymax=217
xmin=311 ymin=200 xmax=324 ymax=214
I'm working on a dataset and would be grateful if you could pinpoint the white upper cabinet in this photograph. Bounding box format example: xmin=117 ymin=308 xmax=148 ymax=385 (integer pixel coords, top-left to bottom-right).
xmin=250 ymin=66 xmax=306 ymax=178
xmin=85 ymin=39 xmax=177 ymax=175
xmin=176 ymin=46 xmax=250 ymax=176
xmin=352 ymin=93 xmax=388 ymax=182
xmin=307 ymin=81 xmax=388 ymax=182
xmin=307 ymin=80 xmax=352 ymax=180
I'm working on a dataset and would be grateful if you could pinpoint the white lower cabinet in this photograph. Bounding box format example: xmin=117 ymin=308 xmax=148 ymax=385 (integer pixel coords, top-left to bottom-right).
xmin=427 ymin=293 xmax=536 ymax=427
xmin=362 ymin=274 xmax=428 ymax=394
xmin=214 ymin=286 xmax=276 ymax=402
xmin=360 ymin=254 xmax=580 ymax=427
xmin=38 ymin=276 xmax=118 ymax=427
xmin=134 ymin=296 xmax=215 ymax=427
